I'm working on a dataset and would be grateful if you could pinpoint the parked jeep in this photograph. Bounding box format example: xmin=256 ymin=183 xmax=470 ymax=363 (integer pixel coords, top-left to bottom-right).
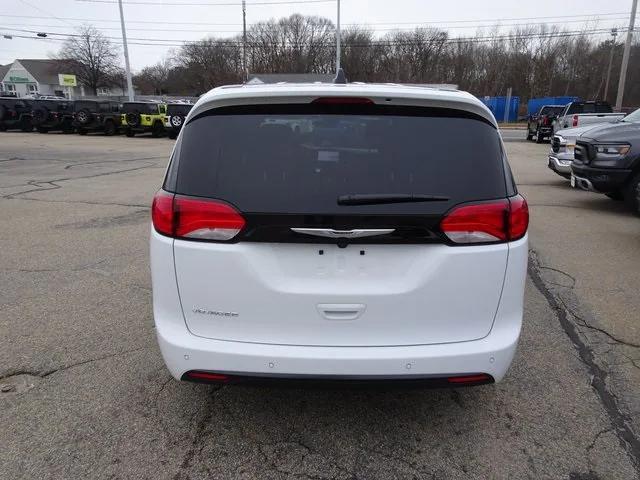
xmin=30 ymin=99 xmax=75 ymax=133
xmin=0 ymin=97 xmax=33 ymax=132
xmin=164 ymin=102 xmax=194 ymax=139
xmin=121 ymin=101 xmax=167 ymax=137
xmin=527 ymin=105 xmax=565 ymax=143
xmin=74 ymin=100 xmax=122 ymax=136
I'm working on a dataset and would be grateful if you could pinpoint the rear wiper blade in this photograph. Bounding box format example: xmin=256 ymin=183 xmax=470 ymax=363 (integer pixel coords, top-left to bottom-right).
xmin=337 ymin=193 xmax=449 ymax=206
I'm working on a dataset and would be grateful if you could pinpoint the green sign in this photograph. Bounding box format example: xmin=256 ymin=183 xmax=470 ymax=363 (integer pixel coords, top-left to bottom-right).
xmin=58 ymin=74 xmax=77 ymax=87
xmin=9 ymin=76 xmax=29 ymax=83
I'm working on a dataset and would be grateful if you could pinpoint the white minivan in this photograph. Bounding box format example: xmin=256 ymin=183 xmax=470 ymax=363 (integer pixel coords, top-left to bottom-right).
xmin=151 ymin=82 xmax=528 ymax=387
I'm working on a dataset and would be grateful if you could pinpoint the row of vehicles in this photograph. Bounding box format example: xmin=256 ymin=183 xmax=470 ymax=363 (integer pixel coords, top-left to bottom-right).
xmin=544 ymin=106 xmax=640 ymax=215
xmin=526 ymin=101 xmax=624 ymax=143
xmin=0 ymin=97 xmax=193 ymax=139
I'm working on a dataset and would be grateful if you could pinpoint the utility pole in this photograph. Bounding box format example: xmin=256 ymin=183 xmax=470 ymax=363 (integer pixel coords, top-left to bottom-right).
xmin=336 ymin=0 xmax=341 ymax=72
xmin=242 ymin=0 xmax=247 ymax=82
xmin=118 ymin=0 xmax=134 ymax=101
xmin=504 ymin=87 xmax=512 ymax=123
xmin=615 ymin=0 xmax=638 ymax=111
xmin=604 ymin=28 xmax=618 ymax=103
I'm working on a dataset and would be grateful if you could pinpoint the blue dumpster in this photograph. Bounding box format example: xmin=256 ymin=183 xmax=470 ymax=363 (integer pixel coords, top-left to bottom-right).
xmin=478 ymin=96 xmax=520 ymax=122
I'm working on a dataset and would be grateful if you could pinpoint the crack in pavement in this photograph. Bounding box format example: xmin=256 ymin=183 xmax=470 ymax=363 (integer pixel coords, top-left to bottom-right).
xmin=172 ymin=385 xmax=225 ymax=480
xmin=0 ymin=345 xmax=150 ymax=381
xmin=1 ymin=163 xmax=159 ymax=200
xmin=556 ymin=295 xmax=640 ymax=349
xmin=529 ymin=254 xmax=640 ymax=474
xmin=63 ymin=156 xmax=165 ymax=170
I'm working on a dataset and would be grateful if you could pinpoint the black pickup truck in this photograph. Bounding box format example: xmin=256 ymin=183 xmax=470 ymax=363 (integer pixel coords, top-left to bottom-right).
xmin=571 ymin=109 xmax=640 ymax=214
xmin=527 ymin=105 xmax=565 ymax=143
xmin=0 ymin=97 xmax=33 ymax=131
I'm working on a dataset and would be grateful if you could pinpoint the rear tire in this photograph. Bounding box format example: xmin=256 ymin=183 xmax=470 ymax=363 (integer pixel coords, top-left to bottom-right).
xmin=623 ymin=173 xmax=640 ymax=215
xmin=168 ymin=130 xmax=177 ymax=140
xmin=78 ymin=128 xmax=88 ymax=135
xmin=526 ymin=132 xmax=533 ymax=141
xmin=125 ymin=128 xmax=135 ymax=137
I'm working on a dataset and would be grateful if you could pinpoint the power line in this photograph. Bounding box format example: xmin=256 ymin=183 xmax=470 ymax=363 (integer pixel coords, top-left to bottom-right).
xmin=1 ymin=11 xmax=637 ymax=27
xmin=75 ymin=0 xmax=335 ymax=5
xmin=0 ymin=17 xmax=633 ymax=34
xmin=2 ymin=26 xmax=630 ymax=49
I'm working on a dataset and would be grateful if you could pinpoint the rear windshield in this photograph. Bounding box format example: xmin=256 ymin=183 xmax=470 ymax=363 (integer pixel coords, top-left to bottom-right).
xmin=171 ymin=105 xmax=506 ymax=215
xmin=167 ymin=104 xmax=193 ymax=116
xmin=75 ymin=101 xmax=99 ymax=111
xmin=566 ymin=103 xmax=613 ymax=114
xmin=540 ymin=106 xmax=564 ymax=116
xmin=123 ymin=103 xmax=160 ymax=114
xmin=33 ymin=100 xmax=71 ymax=111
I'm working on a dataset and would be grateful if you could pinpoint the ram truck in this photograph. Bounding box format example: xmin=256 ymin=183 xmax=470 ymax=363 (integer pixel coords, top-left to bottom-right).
xmin=552 ymin=101 xmax=624 ymax=135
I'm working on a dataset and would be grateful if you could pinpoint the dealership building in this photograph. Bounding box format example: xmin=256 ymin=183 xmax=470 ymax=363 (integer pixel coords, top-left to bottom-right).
xmin=0 ymin=59 xmax=130 ymax=98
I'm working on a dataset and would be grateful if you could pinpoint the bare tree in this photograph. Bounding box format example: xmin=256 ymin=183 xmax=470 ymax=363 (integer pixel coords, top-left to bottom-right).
xmin=134 ymin=56 xmax=174 ymax=95
xmin=55 ymin=26 xmax=120 ymax=96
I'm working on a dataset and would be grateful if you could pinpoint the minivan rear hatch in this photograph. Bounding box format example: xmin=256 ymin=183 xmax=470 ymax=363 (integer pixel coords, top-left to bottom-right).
xmin=169 ymin=101 xmax=509 ymax=347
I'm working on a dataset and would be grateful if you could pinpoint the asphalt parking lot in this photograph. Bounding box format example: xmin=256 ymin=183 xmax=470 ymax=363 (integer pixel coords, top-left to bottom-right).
xmin=1 ymin=131 xmax=639 ymax=479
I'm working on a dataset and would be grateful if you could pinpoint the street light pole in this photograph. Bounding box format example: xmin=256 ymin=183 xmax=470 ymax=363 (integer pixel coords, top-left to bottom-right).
xmin=604 ymin=28 xmax=618 ymax=103
xmin=242 ymin=0 xmax=247 ymax=82
xmin=118 ymin=0 xmax=134 ymax=101
xmin=615 ymin=0 xmax=638 ymax=111
xmin=336 ymin=0 xmax=341 ymax=72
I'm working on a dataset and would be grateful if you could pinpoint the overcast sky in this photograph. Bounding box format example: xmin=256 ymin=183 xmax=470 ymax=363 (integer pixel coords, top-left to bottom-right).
xmin=0 ymin=0 xmax=636 ymax=71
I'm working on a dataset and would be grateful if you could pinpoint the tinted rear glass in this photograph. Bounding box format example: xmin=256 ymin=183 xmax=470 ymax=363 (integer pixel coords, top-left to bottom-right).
xmin=123 ymin=103 xmax=159 ymax=114
xmin=567 ymin=103 xmax=613 ymax=114
xmin=540 ymin=106 xmax=564 ymax=115
xmin=173 ymin=105 xmax=506 ymax=215
xmin=167 ymin=104 xmax=193 ymax=115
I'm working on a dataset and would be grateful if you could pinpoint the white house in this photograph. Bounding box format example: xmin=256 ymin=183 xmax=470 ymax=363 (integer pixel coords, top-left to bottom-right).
xmin=0 ymin=59 xmax=132 ymax=98
xmin=0 ymin=59 xmax=84 ymax=97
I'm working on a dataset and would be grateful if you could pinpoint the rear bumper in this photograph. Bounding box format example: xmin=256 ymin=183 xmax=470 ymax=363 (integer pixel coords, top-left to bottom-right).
xmin=156 ymin=319 xmax=521 ymax=383
xmin=151 ymin=230 xmax=527 ymax=384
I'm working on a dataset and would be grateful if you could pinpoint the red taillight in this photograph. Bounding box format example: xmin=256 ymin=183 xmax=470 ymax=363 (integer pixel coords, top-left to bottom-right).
xmin=447 ymin=374 xmax=493 ymax=385
xmin=184 ymin=371 xmax=230 ymax=382
xmin=507 ymin=195 xmax=529 ymax=241
xmin=151 ymin=190 xmax=246 ymax=241
xmin=151 ymin=190 xmax=174 ymax=236
xmin=440 ymin=195 xmax=528 ymax=244
xmin=572 ymin=114 xmax=579 ymax=127
xmin=312 ymin=97 xmax=374 ymax=105
xmin=542 ymin=115 xmax=550 ymax=126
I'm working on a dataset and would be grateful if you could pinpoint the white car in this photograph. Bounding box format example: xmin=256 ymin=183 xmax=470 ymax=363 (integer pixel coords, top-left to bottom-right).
xmin=150 ymin=81 xmax=529 ymax=386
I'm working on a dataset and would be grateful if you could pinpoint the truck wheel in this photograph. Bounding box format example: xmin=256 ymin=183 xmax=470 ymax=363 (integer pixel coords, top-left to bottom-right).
xmin=78 ymin=128 xmax=88 ymax=135
xmin=104 ymin=121 xmax=116 ymax=136
xmin=624 ymin=173 xmax=640 ymax=215
xmin=536 ymin=131 xmax=544 ymax=143
xmin=125 ymin=128 xmax=135 ymax=137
